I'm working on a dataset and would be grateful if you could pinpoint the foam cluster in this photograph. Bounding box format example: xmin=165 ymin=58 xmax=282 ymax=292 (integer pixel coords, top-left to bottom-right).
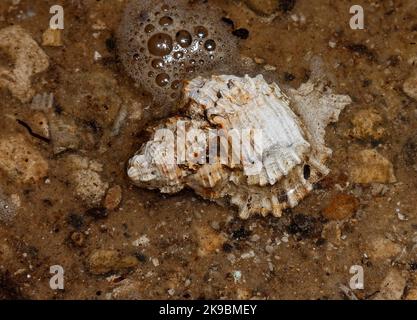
xmin=117 ymin=0 xmax=238 ymax=110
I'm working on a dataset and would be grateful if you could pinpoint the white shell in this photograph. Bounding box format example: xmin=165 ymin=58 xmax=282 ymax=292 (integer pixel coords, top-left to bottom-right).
xmin=128 ymin=74 xmax=351 ymax=219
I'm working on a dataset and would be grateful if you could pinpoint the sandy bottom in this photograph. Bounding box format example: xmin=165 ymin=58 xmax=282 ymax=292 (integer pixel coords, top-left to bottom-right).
xmin=0 ymin=0 xmax=417 ymax=300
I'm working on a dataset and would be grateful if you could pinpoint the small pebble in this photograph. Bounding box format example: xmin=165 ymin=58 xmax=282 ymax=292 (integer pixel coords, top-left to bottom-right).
xmin=152 ymin=258 xmax=160 ymax=267
xmin=104 ymin=185 xmax=122 ymax=210
xmin=42 ymin=28 xmax=63 ymax=47
xmin=322 ymin=194 xmax=359 ymax=221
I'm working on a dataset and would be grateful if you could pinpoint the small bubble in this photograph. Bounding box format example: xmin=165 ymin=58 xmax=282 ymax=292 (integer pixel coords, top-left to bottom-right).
xmin=144 ymin=24 xmax=155 ymax=33
xmin=173 ymin=51 xmax=184 ymax=59
xmin=186 ymin=66 xmax=195 ymax=74
xmin=161 ymin=4 xmax=169 ymax=12
xmin=159 ymin=16 xmax=173 ymax=26
xmin=156 ymin=73 xmax=170 ymax=87
xmin=151 ymin=59 xmax=165 ymax=69
xmin=195 ymin=26 xmax=208 ymax=38
xmin=171 ymin=80 xmax=182 ymax=90
xmin=204 ymin=39 xmax=216 ymax=51
xmin=176 ymin=30 xmax=192 ymax=48
xmin=133 ymin=53 xmax=140 ymax=61
xmin=148 ymin=71 xmax=154 ymax=77
xmin=148 ymin=33 xmax=173 ymax=56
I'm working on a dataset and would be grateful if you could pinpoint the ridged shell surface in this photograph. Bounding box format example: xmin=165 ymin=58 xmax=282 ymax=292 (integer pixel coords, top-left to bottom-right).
xmin=128 ymin=74 xmax=352 ymax=219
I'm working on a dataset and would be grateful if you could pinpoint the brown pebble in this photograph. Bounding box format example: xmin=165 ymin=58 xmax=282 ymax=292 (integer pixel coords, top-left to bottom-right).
xmin=104 ymin=185 xmax=122 ymax=210
xmin=406 ymin=288 xmax=417 ymax=300
xmin=349 ymin=149 xmax=396 ymax=184
xmin=70 ymin=232 xmax=84 ymax=247
xmin=87 ymin=250 xmax=138 ymax=275
xmin=322 ymin=194 xmax=359 ymax=220
xmin=350 ymin=109 xmax=385 ymax=141
xmin=195 ymin=225 xmax=226 ymax=257
xmin=403 ymin=71 xmax=417 ymax=100
xmin=42 ymin=28 xmax=63 ymax=47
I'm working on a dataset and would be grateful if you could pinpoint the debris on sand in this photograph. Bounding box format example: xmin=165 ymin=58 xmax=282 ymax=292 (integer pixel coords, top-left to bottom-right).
xmin=66 ymin=155 xmax=109 ymax=207
xmin=403 ymin=71 xmax=417 ymax=100
xmin=195 ymin=225 xmax=226 ymax=257
xmin=110 ymin=279 xmax=142 ymax=300
xmin=42 ymin=28 xmax=63 ymax=47
xmin=349 ymin=149 xmax=396 ymax=184
xmin=0 ymin=192 xmax=16 ymax=223
xmin=0 ymin=26 xmax=49 ymax=102
xmin=87 ymin=249 xmax=139 ymax=275
xmin=350 ymin=109 xmax=385 ymax=141
xmin=0 ymin=134 xmax=48 ymax=183
xmin=322 ymin=194 xmax=359 ymax=221
xmin=368 ymin=237 xmax=402 ymax=262
xmin=374 ymin=270 xmax=406 ymax=300
xmin=104 ymin=185 xmax=123 ymax=210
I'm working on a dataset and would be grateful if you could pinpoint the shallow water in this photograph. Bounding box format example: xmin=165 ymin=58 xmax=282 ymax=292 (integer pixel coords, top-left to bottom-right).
xmin=0 ymin=0 xmax=416 ymax=300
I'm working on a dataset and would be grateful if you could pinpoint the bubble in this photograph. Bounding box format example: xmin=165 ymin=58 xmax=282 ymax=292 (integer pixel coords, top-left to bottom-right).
xmin=176 ymin=30 xmax=192 ymax=48
xmin=195 ymin=26 xmax=208 ymax=38
xmin=171 ymin=80 xmax=182 ymax=90
xmin=148 ymin=33 xmax=173 ymax=56
xmin=156 ymin=73 xmax=170 ymax=87
xmin=145 ymin=24 xmax=155 ymax=33
xmin=173 ymin=51 xmax=184 ymax=59
xmin=118 ymin=0 xmax=239 ymax=111
xmin=159 ymin=16 xmax=173 ymax=26
xmin=152 ymin=59 xmax=165 ymax=69
xmin=185 ymin=66 xmax=195 ymax=74
xmin=204 ymin=39 xmax=216 ymax=51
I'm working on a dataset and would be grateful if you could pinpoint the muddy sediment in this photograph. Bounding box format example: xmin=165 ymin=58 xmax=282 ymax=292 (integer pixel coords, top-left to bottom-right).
xmin=0 ymin=0 xmax=417 ymax=300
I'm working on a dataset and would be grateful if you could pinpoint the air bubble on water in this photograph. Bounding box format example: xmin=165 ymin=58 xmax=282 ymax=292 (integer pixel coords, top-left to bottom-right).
xmin=148 ymin=33 xmax=173 ymax=56
xmin=204 ymin=39 xmax=216 ymax=51
xmin=195 ymin=26 xmax=208 ymax=38
xmin=159 ymin=16 xmax=173 ymax=26
xmin=176 ymin=30 xmax=192 ymax=48
xmin=145 ymin=24 xmax=155 ymax=33
xmin=156 ymin=73 xmax=170 ymax=87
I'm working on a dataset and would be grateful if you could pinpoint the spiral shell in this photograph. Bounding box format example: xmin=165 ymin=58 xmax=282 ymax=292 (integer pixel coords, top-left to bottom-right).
xmin=128 ymin=74 xmax=351 ymax=219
